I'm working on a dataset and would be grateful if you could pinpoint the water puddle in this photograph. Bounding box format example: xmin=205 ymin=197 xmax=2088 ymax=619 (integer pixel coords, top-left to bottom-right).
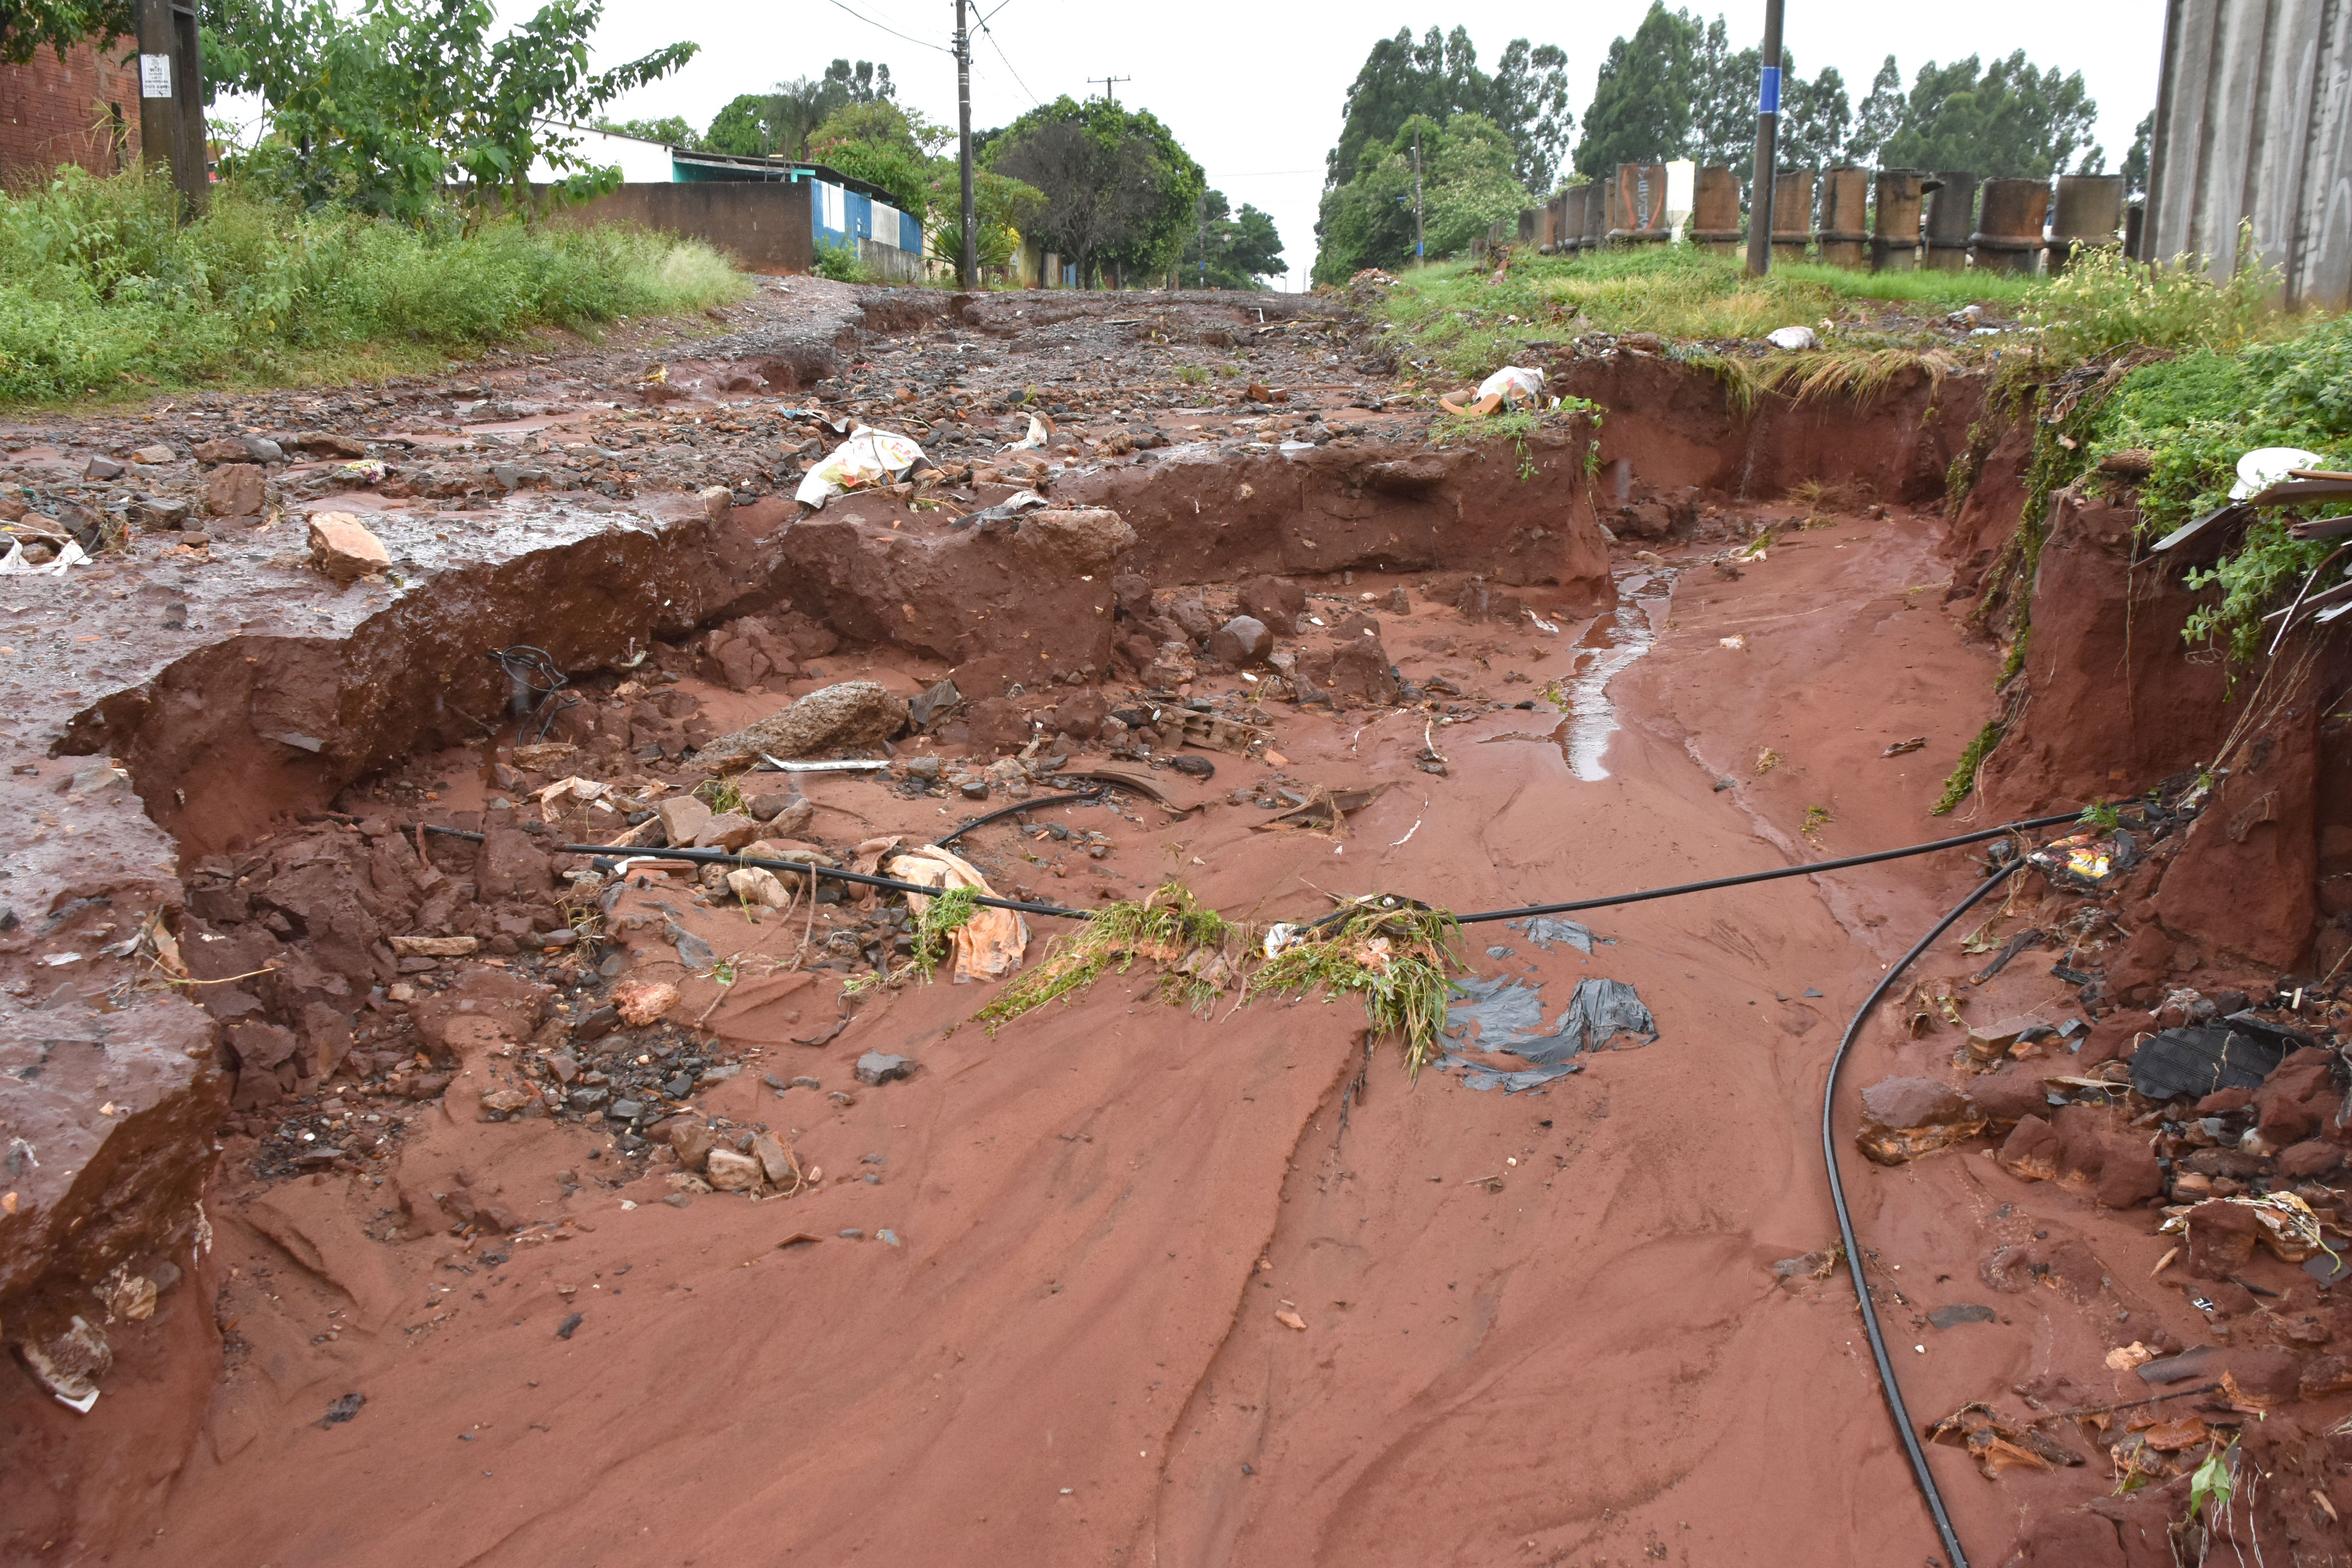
xmin=1557 ymin=581 xmax=1667 ymax=780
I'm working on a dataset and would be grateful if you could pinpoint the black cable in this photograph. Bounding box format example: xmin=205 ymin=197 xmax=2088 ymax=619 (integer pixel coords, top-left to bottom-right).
xmin=487 ymin=645 xmax=578 ymax=743
xmin=1821 ymin=861 xmax=2020 ymax=1568
xmin=935 ymin=790 xmax=1101 ymax=846
xmin=1451 ymin=811 xmax=2079 ymax=924
xmin=425 ymin=807 xmax=2085 ymax=931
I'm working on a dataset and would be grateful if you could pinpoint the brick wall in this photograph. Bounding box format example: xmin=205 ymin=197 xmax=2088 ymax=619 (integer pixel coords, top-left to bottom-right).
xmin=0 ymin=40 xmax=140 ymax=186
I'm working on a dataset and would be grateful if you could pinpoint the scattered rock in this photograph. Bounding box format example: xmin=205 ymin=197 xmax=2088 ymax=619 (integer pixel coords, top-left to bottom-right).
xmin=1207 ymin=615 xmax=1273 ymax=669
xmin=656 ymin=796 xmax=711 ymax=845
xmin=705 ymin=1147 xmax=762 ymax=1191
xmin=697 ymin=681 xmax=908 ymax=768
xmin=611 ymin=980 xmax=679 ymax=1027
xmin=2184 ymin=1199 xmax=2262 ymax=1279
xmin=693 ymin=812 xmax=756 ymax=851
xmin=307 ymin=512 xmax=390 ymax=582
xmin=128 ymin=444 xmax=174 ymax=465
xmin=205 ymin=464 xmax=265 ymax=519
xmin=855 ymin=1051 xmax=915 ymax=1086
xmin=1855 ymin=1076 xmax=1987 ymax=1164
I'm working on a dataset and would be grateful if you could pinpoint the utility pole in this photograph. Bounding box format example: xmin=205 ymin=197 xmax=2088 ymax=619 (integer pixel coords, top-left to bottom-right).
xmin=1087 ymin=75 xmax=1130 ymax=103
xmin=1412 ymin=124 xmax=1426 ymax=265
xmin=954 ymin=0 xmax=976 ymax=289
xmin=1744 ymin=0 xmax=1784 ymax=276
xmin=1197 ymin=193 xmax=1209 ymax=289
xmin=137 ymin=0 xmax=206 ymax=215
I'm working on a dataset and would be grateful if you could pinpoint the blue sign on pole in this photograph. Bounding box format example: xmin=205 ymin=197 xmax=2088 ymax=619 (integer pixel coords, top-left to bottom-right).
xmin=1758 ymin=66 xmax=1781 ymax=115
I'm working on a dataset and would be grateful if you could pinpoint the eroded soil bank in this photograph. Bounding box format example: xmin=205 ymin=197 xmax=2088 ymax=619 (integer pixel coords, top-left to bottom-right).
xmin=2 ymin=279 xmax=2348 ymax=1568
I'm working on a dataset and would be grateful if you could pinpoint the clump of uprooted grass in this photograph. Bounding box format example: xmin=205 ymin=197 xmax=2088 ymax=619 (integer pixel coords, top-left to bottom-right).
xmin=968 ymin=882 xmax=1242 ymax=1030
xmin=1245 ymin=895 xmax=1466 ymax=1075
xmin=908 ymin=883 xmax=979 ymax=982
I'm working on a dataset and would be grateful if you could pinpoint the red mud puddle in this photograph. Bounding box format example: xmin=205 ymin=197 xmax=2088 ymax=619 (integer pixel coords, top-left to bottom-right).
xmin=63 ymin=509 xmax=2210 ymax=1567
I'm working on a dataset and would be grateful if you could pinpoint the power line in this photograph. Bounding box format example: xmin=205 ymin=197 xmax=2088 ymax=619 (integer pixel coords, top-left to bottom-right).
xmin=1087 ymin=74 xmax=1131 ymax=103
xmin=823 ymin=0 xmax=950 ymax=54
xmin=973 ymin=15 xmax=1040 ymax=107
xmin=978 ymin=0 xmax=1015 ymax=22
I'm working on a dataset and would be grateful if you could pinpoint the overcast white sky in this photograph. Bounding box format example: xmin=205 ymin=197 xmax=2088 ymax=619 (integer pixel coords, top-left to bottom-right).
xmin=572 ymin=0 xmax=2168 ymax=290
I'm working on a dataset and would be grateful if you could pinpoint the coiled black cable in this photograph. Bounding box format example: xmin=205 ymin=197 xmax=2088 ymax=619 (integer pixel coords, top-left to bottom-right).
xmin=1821 ymin=861 xmax=2021 ymax=1568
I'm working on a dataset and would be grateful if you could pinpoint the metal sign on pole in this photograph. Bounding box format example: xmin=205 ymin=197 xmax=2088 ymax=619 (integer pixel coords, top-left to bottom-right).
xmin=1744 ymin=0 xmax=1784 ymax=276
xmin=137 ymin=0 xmax=208 ymax=215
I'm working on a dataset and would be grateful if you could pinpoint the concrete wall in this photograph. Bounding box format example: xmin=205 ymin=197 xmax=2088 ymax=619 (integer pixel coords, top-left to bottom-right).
xmin=2149 ymin=0 xmax=2352 ymax=307
xmin=0 ymin=40 xmax=140 ymax=185
xmin=556 ymin=180 xmax=815 ymax=274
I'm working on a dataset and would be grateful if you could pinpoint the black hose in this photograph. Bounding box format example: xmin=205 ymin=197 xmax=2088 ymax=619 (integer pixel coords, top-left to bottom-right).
xmin=423 ymin=807 xmax=2080 ymax=931
xmin=1451 ymin=810 xmax=2077 ymax=924
xmin=1821 ymin=860 xmax=2020 ymax=1568
xmin=936 ymin=790 xmax=1102 ymax=846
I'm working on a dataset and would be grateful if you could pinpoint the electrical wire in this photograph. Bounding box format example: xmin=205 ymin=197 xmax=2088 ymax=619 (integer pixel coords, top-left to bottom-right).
xmin=823 ymin=0 xmax=950 ymax=53
xmin=1820 ymin=862 xmax=2020 ymax=1568
xmin=973 ymin=14 xmax=1041 ymax=108
xmin=1450 ymin=810 xmax=2078 ymax=923
xmin=423 ymin=807 xmax=2077 ymax=931
xmin=934 ymin=790 xmax=1102 ymax=847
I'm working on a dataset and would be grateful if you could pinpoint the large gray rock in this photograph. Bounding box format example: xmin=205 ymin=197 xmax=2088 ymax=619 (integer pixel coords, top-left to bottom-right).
xmin=697 ymin=681 xmax=908 ymax=769
xmin=1208 ymin=616 xmax=1273 ymax=669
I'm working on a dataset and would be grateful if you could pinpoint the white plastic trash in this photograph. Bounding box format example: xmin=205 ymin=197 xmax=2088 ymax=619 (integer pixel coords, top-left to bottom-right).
xmin=1765 ymin=326 xmax=1818 ymax=351
xmin=794 ymin=425 xmax=929 ymax=509
xmin=2231 ymin=446 xmax=2324 ymax=500
xmin=1476 ymin=366 xmax=1549 ymax=407
xmin=1000 ymin=413 xmax=1051 ymax=452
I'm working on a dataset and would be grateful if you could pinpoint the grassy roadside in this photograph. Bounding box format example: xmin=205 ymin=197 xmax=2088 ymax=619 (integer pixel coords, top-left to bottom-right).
xmin=0 ymin=169 xmax=750 ymax=406
xmin=1374 ymin=246 xmax=2042 ymax=381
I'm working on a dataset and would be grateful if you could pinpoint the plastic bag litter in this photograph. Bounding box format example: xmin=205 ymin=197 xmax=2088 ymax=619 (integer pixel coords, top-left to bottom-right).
xmin=950 ymin=489 xmax=1049 ymax=532
xmin=794 ymin=425 xmax=928 ymax=510
xmin=1766 ymin=326 xmax=1818 ymax=351
xmin=2231 ymin=446 xmax=2323 ymax=499
xmin=0 ymin=538 xmax=90 ymax=575
xmin=884 ymin=845 xmax=1029 ymax=983
xmin=1000 ymin=414 xmax=1052 ymax=452
xmin=1477 ymin=365 xmax=1549 ymax=406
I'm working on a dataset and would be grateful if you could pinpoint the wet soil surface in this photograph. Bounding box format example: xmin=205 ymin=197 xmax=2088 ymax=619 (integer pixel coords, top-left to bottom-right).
xmin=3 ymin=280 xmax=2350 ymax=1567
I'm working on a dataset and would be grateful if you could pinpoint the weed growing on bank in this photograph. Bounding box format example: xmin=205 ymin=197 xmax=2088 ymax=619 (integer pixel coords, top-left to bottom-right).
xmin=0 ymin=168 xmax=748 ymax=404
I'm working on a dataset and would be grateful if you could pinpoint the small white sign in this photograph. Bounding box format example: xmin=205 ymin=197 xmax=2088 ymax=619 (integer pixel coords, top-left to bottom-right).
xmin=140 ymin=53 xmax=172 ymax=99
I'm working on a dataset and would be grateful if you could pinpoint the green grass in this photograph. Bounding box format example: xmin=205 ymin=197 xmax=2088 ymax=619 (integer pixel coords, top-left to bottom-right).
xmin=909 ymin=883 xmax=978 ymax=982
xmin=1377 ymin=246 xmax=2038 ymax=379
xmin=0 ymin=167 xmax=748 ymax=405
xmin=967 ymin=881 xmax=1238 ymax=1030
xmin=1244 ymin=896 xmax=1465 ymax=1075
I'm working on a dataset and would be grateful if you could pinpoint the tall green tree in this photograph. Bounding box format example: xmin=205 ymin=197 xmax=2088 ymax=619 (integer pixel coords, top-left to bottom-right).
xmin=1846 ymin=55 xmax=1904 ymax=168
xmin=2122 ymin=112 xmax=2153 ymax=199
xmin=1325 ymin=26 xmax=1571 ymax=197
xmin=985 ymin=95 xmax=1203 ymax=286
xmin=2 ymin=0 xmax=131 ymax=64
xmin=204 ymin=0 xmax=695 ymax=219
xmin=1314 ymin=110 xmax=1527 ymax=283
xmin=1179 ymin=189 xmax=1284 ymax=289
xmin=1574 ymin=3 xmax=1700 ymax=176
xmin=805 ymin=99 xmax=944 ymax=218
xmin=701 ymin=60 xmax=894 ymax=160
xmin=595 ymin=115 xmax=697 ymax=147
xmin=1781 ymin=65 xmax=1850 ymax=170
xmin=1878 ymin=52 xmax=2102 ymax=177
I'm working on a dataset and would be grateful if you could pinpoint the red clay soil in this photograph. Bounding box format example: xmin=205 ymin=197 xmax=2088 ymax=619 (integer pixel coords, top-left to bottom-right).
xmin=11 ymin=284 xmax=2352 ymax=1568
xmin=8 ymin=497 xmax=2208 ymax=1568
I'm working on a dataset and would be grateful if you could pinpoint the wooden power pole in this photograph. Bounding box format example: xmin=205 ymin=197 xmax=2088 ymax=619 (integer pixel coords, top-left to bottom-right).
xmin=136 ymin=0 xmax=207 ymax=214
xmin=1744 ymin=0 xmax=1784 ymax=275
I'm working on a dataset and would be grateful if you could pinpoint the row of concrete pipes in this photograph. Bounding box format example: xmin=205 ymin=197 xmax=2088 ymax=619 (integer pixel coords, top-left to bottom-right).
xmin=1512 ymin=167 xmax=2132 ymax=275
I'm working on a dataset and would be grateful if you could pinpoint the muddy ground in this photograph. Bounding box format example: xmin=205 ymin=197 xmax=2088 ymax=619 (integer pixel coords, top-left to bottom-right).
xmin=2 ymin=274 xmax=2349 ymax=1568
